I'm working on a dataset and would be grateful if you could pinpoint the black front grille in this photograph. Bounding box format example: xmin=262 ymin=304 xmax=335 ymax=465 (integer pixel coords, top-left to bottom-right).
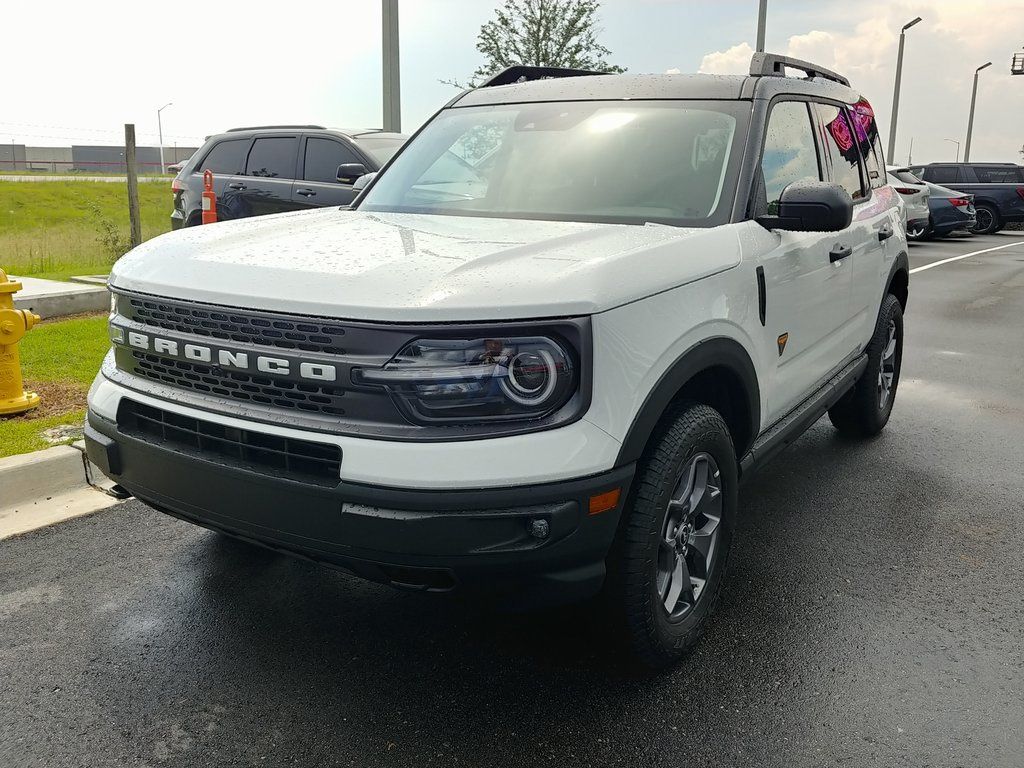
xmin=118 ymin=400 xmax=341 ymax=485
xmin=130 ymin=351 xmax=347 ymax=416
xmin=125 ymin=295 xmax=349 ymax=356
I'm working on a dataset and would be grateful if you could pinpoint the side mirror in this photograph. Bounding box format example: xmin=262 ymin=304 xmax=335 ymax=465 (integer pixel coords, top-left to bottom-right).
xmin=337 ymin=163 xmax=368 ymax=184
xmin=352 ymin=172 xmax=377 ymax=192
xmin=759 ymin=181 xmax=854 ymax=233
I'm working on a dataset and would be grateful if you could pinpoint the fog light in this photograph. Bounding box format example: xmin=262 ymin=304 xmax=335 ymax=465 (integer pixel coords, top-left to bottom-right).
xmin=529 ymin=518 xmax=550 ymax=539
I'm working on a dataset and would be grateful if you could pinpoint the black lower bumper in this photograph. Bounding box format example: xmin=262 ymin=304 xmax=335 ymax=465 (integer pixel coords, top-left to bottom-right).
xmin=85 ymin=408 xmax=634 ymax=606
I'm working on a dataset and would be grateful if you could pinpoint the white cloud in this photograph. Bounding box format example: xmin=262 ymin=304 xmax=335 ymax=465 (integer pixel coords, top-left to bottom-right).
xmin=697 ymin=43 xmax=756 ymax=76
xmin=696 ymin=1 xmax=1024 ymax=163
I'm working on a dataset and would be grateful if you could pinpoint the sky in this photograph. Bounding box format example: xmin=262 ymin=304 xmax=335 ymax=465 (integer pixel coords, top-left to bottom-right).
xmin=2 ymin=0 xmax=1022 ymax=165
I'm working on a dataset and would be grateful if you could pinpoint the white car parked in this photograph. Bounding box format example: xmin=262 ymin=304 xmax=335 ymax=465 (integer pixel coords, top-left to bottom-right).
xmin=86 ymin=54 xmax=909 ymax=668
xmin=888 ymin=166 xmax=931 ymax=240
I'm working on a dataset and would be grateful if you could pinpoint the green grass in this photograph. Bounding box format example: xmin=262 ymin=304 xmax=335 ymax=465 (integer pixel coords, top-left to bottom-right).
xmin=19 ymin=313 xmax=111 ymax=388
xmin=0 ymin=410 xmax=87 ymax=458
xmin=0 ymin=313 xmax=110 ymax=459
xmin=0 ymin=180 xmax=173 ymax=281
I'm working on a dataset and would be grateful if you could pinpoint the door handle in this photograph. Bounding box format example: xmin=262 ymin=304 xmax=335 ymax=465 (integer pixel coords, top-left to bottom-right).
xmin=878 ymin=224 xmax=894 ymax=242
xmin=227 ymin=182 xmax=247 ymax=190
xmin=296 ymin=188 xmax=316 ymax=197
xmin=829 ymin=244 xmax=852 ymax=263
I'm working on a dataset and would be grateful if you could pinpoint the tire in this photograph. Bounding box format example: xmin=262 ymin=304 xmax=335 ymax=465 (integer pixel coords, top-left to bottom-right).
xmin=828 ymin=293 xmax=904 ymax=437
xmin=607 ymin=402 xmax=738 ymax=669
xmin=906 ymin=220 xmax=931 ymax=241
xmin=970 ymin=204 xmax=1000 ymax=235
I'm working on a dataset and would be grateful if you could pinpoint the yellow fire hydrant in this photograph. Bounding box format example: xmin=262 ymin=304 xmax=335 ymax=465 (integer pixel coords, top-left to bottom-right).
xmin=0 ymin=269 xmax=41 ymax=416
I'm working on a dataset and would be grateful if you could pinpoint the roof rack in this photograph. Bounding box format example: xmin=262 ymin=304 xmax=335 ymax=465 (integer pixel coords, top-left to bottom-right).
xmin=749 ymin=53 xmax=850 ymax=87
xmin=226 ymin=125 xmax=326 ymax=132
xmin=478 ymin=65 xmax=604 ymax=88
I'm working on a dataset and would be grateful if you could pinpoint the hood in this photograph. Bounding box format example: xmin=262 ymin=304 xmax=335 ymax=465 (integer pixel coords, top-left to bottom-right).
xmin=110 ymin=208 xmax=740 ymax=322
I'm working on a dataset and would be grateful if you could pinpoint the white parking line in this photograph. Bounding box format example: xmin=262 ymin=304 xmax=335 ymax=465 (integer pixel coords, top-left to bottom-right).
xmin=910 ymin=238 xmax=1024 ymax=274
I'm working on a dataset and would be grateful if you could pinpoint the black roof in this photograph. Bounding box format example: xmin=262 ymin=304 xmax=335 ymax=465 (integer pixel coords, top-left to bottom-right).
xmin=454 ymin=54 xmax=860 ymax=108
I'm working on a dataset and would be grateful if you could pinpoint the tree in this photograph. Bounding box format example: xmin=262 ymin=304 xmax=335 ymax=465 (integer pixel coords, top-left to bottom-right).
xmin=443 ymin=0 xmax=625 ymax=88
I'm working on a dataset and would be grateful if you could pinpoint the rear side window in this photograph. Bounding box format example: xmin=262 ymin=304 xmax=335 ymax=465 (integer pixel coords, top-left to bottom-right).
xmin=760 ymin=101 xmax=821 ymax=211
xmin=850 ymin=99 xmax=886 ymax=189
xmin=198 ymin=139 xmax=248 ymax=174
xmin=924 ymin=166 xmax=962 ymax=184
xmin=814 ymin=103 xmax=867 ymax=200
xmin=304 ymin=138 xmax=361 ymax=184
xmin=245 ymin=137 xmax=298 ymax=178
xmin=974 ymin=166 xmax=1023 ymax=183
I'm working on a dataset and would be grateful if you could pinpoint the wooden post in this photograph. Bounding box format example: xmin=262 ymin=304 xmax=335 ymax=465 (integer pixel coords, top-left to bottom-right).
xmin=124 ymin=123 xmax=142 ymax=249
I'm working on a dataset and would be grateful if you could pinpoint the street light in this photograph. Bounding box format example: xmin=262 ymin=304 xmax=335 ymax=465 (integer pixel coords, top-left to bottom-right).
xmin=887 ymin=16 xmax=923 ymax=160
xmin=157 ymin=102 xmax=173 ymax=174
xmin=964 ymin=62 xmax=992 ymax=162
xmin=944 ymin=138 xmax=961 ymax=162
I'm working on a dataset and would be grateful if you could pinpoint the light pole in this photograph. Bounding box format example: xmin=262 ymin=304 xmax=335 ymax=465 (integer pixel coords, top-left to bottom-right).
xmin=887 ymin=16 xmax=922 ymax=160
xmin=944 ymin=138 xmax=961 ymax=162
xmin=157 ymin=102 xmax=173 ymax=174
xmin=963 ymin=62 xmax=992 ymax=162
xmin=756 ymin=0 xmax=768 ymax=53
xmin=382 ymin=0 xmax=401 ymax=132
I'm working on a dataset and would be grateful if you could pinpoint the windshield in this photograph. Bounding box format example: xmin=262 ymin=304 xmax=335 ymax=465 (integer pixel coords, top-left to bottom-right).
xmin=355 ymin=136 xmax=406 ymax=165
xmin=358 ymin=100 xmax=747 ymax=226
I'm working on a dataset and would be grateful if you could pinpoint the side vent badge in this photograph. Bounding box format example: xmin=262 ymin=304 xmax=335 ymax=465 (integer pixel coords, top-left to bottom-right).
xmin=777 ymin=333 xmax=789 ymax=357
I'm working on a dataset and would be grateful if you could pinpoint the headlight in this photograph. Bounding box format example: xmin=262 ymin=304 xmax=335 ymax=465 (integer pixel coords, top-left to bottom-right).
xmin=355 ymin=335 xmax=578 ymax=424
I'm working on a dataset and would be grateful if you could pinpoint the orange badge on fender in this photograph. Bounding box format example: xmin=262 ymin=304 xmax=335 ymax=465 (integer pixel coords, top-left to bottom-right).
xmin=777 ymin=333 xmax=789 ymax=356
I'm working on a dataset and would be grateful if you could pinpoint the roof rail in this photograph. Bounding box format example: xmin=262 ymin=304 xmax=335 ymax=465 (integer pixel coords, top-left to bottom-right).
xmin=749 ymin=53 xmax=850 ymax=87
xmin=478 ymin=65 xmax=605 ymax=88
xmin=226 ymin=124 xmax=326 ymax=132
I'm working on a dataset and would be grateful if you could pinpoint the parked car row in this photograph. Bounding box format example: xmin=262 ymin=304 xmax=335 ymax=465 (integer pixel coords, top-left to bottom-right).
xmin=906 ymin=162 xmax=1024 ymax=235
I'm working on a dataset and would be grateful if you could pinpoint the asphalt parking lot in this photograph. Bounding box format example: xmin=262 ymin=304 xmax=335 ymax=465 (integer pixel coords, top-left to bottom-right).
xmin=2 ymin=233 xmax=1023 ymax=768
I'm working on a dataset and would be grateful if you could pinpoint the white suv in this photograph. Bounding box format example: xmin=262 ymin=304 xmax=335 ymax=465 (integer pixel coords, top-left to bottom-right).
xmin=86 ymin=54 xmax=908 ymax=667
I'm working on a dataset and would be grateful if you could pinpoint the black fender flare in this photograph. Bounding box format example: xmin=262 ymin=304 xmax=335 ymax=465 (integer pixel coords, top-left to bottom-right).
xmin=885 ymin=250 xmax=910 ymax=308
xmin=615 ymin=337 xmax=761 ymax=466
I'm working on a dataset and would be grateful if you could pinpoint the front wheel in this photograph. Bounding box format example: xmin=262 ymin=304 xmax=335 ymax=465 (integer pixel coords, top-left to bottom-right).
xmin=607 ymin=402 xmax=738 ymax=668
xmin=970 ymin=204 xmax=1000 ymax=235
xmin=828 ymin=293 xmax=904 ymax=437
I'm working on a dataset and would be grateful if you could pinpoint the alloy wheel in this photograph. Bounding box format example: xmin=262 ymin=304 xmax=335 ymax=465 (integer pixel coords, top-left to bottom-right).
xmin=656 ymin=452 xmax=723 ymax=620
xmin=878 ymin=319 xmax=898 ymax=409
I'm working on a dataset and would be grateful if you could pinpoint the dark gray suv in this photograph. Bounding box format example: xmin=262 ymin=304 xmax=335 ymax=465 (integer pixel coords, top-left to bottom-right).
xmin=908 ymin=162 xmax=1024 ymax=234
xmin=170 ymin=126 xmax=406 ymax=229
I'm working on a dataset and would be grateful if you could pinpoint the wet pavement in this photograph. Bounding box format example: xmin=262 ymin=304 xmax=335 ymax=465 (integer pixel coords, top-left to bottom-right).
xmin=2 ymin=233 xmax=1023 ymax=767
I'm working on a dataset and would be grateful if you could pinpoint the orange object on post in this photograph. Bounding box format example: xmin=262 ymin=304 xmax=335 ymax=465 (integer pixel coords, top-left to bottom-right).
xmin=201 ymin=169 xmax=217 ymax=224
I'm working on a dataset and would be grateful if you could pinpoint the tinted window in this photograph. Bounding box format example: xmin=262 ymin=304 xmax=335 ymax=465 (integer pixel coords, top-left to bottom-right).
xmin=974 ymin=165 xmax=1024 ymax=183
xmin=760 ymin=101 xmax=821 ymax=211
xmin=815 ymin=104 xmax=866 ymax=200
xmin=360 ymin=101 xmax=746 ymax=227
xmin=304 ymin=138 xmax=360 ymax=183
xmin=924 ymin=166 xmax=962 ymax=184
xmin=245 ymin=137 xmax=298 ymax=178
xmin=850 ymin=99 xmax=885 ymax=189
xmin=198 ymin=139 xmax=248 ymax=174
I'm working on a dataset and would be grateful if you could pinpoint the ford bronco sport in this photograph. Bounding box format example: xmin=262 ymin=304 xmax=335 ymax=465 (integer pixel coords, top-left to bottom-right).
xmin=86 ymin=54 xmax=909 ymax=667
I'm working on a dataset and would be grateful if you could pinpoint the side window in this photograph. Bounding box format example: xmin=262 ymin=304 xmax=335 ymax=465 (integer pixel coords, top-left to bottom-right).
xmin=814 ymin=103 xmax=867 ymax=200
xmin=245 ymin=137 xmax=298 ymax=179
xmin=304 ymin=138 xmax=361 ymax=184
xmin=760 ymin=101 xmax=821 ymax=212
xmin=850 ymin=99 xmax=885 ymax=190
xmin=975 ymin=166 xmax=1023 ymax=183
xmin=925 ymin=166 xmax=962 ymax=184
xmin=198 ymin=139 xmax=248 ymax=174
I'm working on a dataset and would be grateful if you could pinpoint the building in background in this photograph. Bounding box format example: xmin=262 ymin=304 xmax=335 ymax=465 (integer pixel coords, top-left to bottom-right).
xmin=0 ymin=144 xmax=199 ymax=173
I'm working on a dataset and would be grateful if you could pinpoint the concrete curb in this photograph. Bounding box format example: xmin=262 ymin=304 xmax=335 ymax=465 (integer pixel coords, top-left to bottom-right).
xmin=13 ymin=283 xmax=109 ymax=319
xmin=0 ymin=444 xmax=122 ymax=540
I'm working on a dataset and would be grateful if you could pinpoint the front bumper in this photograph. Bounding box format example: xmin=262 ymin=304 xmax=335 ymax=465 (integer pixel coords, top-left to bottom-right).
xmin=85 ymin=407 xmax=635 ymax=606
